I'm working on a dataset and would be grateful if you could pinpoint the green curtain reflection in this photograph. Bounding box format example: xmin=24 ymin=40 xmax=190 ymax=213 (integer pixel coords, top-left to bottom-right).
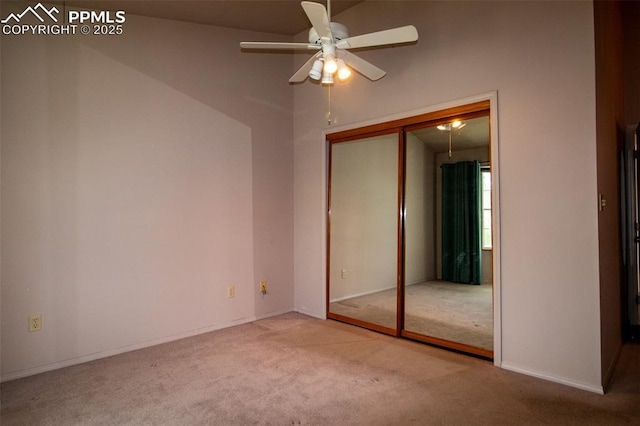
xmin=441 ymin=161 xmax=482 ymax=284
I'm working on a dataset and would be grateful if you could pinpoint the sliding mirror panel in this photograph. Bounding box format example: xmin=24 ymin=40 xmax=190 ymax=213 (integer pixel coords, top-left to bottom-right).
xmin=328 ymin=133 xmax=399 ymax=334
xmin=403 ymin=115 xmax=493 ymax=356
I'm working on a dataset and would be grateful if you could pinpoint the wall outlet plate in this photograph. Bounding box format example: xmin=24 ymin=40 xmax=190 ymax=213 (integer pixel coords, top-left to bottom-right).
xmin=29 ymin=314 xmax=42 ymax=332
xmin=260 ymin=281 xmax=267 ymax=294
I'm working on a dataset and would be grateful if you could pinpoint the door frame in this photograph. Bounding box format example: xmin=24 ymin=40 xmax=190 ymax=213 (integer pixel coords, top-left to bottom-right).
xmin=323 ymin=92 xmax=502 ymax=365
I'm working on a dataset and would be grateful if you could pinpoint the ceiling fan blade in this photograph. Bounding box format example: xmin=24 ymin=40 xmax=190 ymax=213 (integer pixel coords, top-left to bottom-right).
xmin=336 ymin=25 xmax=418 ymax=49
xmin=338 ymin=50 xmax=387 ymax=81
xmin=301 ymin=1 xmax=332 ymax=40
xmin=338 ymin=50 xmax=386 ymax=81
xmin=289 ymin=52 xmax=322 ymax=83
xmin=240 ymin=42 xmax=321 ymax=50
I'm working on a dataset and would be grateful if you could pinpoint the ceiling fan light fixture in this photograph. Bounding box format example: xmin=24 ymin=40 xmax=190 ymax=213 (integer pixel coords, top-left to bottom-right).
xmin=309 ymin=58 xmax=324 ymax=80
xmin=321 ymin=43 xmax=337 ymax=74
xmin=239 ymin=1 xmax=419 ymax=86
xmin=337 ymin=59 xmax=351 ymax=81
xmin=321 ymin=70 xmax=334 ymax=85
xmin=324 ymin=54 xmax=338 ymax=74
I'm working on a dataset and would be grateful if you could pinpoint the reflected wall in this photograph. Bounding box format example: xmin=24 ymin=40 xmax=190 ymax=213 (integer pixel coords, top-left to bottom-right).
xmin=328 ymin=134 xmax=399 ymax=332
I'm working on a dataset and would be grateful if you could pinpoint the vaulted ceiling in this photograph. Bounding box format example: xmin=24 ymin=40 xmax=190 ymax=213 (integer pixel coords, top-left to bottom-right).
xmin=45 ymin=0 xmax=362 ymax=35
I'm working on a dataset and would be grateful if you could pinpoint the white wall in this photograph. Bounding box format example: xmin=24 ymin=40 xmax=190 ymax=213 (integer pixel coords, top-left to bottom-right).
xmin=1 ymin=6 xmax=294 ymax=380
xmin=293 ymin=1 xmax=602 ymax=392
xmin=329 ymin=131 xmax=435 ymax=300
xmin=405 ymin=133 xmax=435 ymax=285
xmin=329 ymin=135 xmax=398 ymax=301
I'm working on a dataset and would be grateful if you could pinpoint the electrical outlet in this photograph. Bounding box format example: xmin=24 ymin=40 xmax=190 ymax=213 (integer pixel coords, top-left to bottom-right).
xmin=341 ymin=269 xmax=347 ymax=279
xmin=227 ymin=285 xmax=235 ymax=298
xmin=29 ymin=314 xmax=42 ymax=332
xmin=260 ymin=281 xmax=267 ymax=294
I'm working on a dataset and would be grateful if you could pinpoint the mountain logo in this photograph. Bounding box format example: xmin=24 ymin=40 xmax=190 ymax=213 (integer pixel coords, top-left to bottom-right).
xmin=1 ymin=3 xmax=59 ymax=24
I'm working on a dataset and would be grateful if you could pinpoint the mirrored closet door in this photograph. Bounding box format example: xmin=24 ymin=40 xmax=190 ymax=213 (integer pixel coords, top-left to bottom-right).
xmin=402 ymin=115 xmax=493 ymax=358
xmin=326 ymin=101 xmax=494 ymax=359
xmin=327 ymin=132 xmax=400 ymax=334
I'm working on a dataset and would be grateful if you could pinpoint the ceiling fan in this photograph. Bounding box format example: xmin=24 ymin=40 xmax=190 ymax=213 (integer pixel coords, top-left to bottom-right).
xmin=239 ymin=1 xmax=418 ymax=84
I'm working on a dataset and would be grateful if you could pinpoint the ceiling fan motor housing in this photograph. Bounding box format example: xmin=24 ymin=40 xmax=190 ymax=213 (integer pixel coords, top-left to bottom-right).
xmin=308 ymin=22 xmax=349 ymax=44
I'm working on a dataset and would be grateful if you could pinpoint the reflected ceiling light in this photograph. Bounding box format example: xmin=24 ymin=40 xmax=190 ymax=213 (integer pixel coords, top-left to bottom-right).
xmin=437 ymin=121 xmax=466 ymax=131
xmin=437 ymin=120 xmax=466 ymax=159
xmin=309 ymin=58 xmax=324 ymax=80
xmin=337 ymin=59 xmax=351 ymax=81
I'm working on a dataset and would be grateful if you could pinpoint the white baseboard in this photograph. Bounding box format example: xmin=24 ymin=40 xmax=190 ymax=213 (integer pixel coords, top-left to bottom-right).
xmin=2 ymin=310 xmax=306 ymax=383
xmin=1 ymin=316 xmax=262 ymax=383
xmin=329 ymin=285 xmax=396 ymax=303
xmin=500 ymin=362 xmax=604 ymax=394
xmin=255 ymin=307 xmax=295 ymax=321
xmin=294 ymin=307 xmax=325 ymax=320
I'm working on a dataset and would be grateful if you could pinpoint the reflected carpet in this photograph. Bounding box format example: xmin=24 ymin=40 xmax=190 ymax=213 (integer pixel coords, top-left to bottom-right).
xmin=330 ymin=280 xmax=493 ymax=350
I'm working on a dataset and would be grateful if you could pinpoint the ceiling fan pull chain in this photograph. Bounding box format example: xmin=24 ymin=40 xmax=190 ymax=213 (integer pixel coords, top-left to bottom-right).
xmin=327 ymin=85 xmax=332 ymax=125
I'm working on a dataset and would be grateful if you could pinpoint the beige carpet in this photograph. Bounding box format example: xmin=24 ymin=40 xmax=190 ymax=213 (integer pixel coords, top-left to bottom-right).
xmin=2 ymin=312 xmax=638 ymax=425
xmin=330 ymin=280 xmax=493 ymax=350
